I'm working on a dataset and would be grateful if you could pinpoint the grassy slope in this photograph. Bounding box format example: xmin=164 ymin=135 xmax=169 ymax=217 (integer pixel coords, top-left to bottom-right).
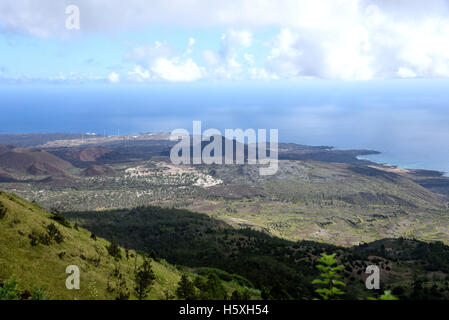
xmin=0 ymin=191 xmax=251 ymax=300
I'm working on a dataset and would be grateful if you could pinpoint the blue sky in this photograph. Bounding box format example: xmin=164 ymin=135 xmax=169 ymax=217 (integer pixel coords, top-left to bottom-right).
xmin=1 ymin=0 xmax=449 ymax=84
xmin=0 ymin=26 xmax=277 ymax=83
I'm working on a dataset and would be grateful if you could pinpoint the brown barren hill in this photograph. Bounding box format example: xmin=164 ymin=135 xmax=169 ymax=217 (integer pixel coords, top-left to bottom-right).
xmin=82 ymin=164 xmax=117 ymax=177
xmin=0 ymin=145 xmax=72 ymax=176
xmin=0 ymin=169 xmax=16 ymax=182
xmin=75 ymin=146 xmax=112 ymax=162
xmin=0 ymin=144 xmax=11 ymax=155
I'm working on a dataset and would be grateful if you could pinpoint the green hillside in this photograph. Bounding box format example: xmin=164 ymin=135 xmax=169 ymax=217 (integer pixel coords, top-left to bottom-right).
xmin=0 ymin=191 xmax=257 ymax=300
xmin=65 ymin=205 xmax=449 ymax=300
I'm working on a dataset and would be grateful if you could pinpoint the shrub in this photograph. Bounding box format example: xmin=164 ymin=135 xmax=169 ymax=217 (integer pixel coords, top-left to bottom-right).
xmin=50 ymin=212 xmax=71 ymax=228
xmin=149 ymin=249 xmax=160 ymax=262
xmin=107 ymin=240 xmax=122 ymax=259
xmin=29 ymin=231 xmax=51 ymax=246
xmin=29 ymin=232 xmax=40 ymax=246
xmin=30 ymin=286 xmax=49 ymax=300
xmin=54 ymin=232 xmax=64 ymax=244
xmin=0 ymin=203 xmax=7 ymax=219
xmin=0 ymin=278 xmax=20 ymax=300
xmin=47 ymin=223 xmax=64 ymax=243
xmin=368 ymin=290 xmax=398 ymax=301
xmin=38 ymin=233 xmax=52 ymax=245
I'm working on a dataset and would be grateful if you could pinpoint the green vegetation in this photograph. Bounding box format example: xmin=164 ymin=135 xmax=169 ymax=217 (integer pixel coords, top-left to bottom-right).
xmin=0 ymin=277 xmax=48 ymax=300
xmin=312 ymin=253 xmax=346 ymax=300
xmin=0 ymin=191 xmax=255 ymax=300
xmin=106 ymin=240 xmax=122 ymax=259
xmin=368 ymin=290 xmax=398 ymax=301
xmin=176 ymin=274 xmax=196 ymax=300
xmin=5 ymin=158 xmax=448 ymax=249
xmin=0 ymin=203 xmax=7 ymax=219
xmin=134 ymin=259 xmax=156 ymax=300
xmin=65 ymin=205 xmax=449 ymax=300
xmin=0 ymin=278 xmax=20 ymax=300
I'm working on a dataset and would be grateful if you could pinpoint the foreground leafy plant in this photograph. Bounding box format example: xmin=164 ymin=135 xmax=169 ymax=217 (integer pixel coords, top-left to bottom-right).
xmin=312 ymin=253 xmax=346 ymax=300
xmin=368 ymin=290 xmax=398 ymax=300
xmin=0 ymin=278 xmax=20 ymax=300
xmin=30 ymin=285 xmax=49 ymax=300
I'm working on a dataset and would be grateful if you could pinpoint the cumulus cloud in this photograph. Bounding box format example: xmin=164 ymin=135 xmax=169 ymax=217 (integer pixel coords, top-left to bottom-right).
xmin=202 ymin=30 xmax=255 ymax=80
xmin=262 ymin=1 xmax=449 ymax=80
xmin=127 ymin=66 xmax=152 ymax=82
xmin=2 ymin=0 xmax=449 ymax=80
xmin=151 ymin=57 xmax=203 ymax=82
xmin=108 ymin=72 xmax=120 ymax=83
xmin=126 ymin=40 xmax=205 ymax=82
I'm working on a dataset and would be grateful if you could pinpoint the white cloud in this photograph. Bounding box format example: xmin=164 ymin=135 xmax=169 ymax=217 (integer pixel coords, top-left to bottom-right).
xmin=222 ymin=30 xmax=252 ymax=48
xmin=397 ymin=67 xmax=417 ymax=79
xmin=2 ymin=0 xmax=449 ymax=80
xmin=126 ymin=41 xmax=204 ymax=82
xmin=127 ymin=66 xmax=152 ymax=82
xmin=151 ymin=57 xmax=203 ymax=82
xmin=125 ymin=42 xmax=173 ymax=66
xmin=243 ymin=53 xmax=255 ymax=66
xmin=108 ymin=72 xmax=120 ymax=83
xmin=248 ymin=67 xmax=278 ymax=80
xmin=200 ymin=30 xmax=254 ymax=80
xmin=203 ymin=50 xmax=220 ymax=67
xmin=262 ymin=3 xmax=449 ymax=80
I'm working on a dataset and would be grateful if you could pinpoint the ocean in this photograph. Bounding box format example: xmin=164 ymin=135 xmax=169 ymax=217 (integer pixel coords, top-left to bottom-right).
xmin=1 ymin=79 xmax=449 ymax=174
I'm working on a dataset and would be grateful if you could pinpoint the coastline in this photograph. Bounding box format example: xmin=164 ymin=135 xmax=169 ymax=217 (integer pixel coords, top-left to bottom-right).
xmin=357 ymin=154 xmax=448 ymax=177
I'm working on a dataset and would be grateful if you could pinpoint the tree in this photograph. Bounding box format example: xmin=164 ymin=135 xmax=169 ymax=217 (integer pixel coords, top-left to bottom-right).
xmin=163 ymin=289 xmax=175 ymax=300
xmin=134 ymin=259 xmax=156 ymax=300
xmin=125 ymin=243 xmax=130 ymax=260
xmin=176 ymin=274 xmax=197 ymax=300
xmin=149 ymin=249 xmax=160 ymax=262
xmin=107 ymin=240 xmax=122 ymax=259
xmin=116 ymin=280 xmax=130 ymax=300
xmin=312 ymin=253 xmax=346 ymax=300
xmin=231 ymin=288 xmax=252 ymax=300
xmin=203 ymin=274 xmax=228 ymax=300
